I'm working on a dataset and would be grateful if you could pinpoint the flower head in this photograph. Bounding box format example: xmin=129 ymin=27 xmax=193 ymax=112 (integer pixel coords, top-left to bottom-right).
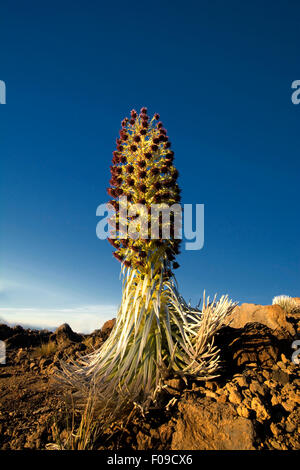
xmin=107 ymin=108 xmax=181 ymax=272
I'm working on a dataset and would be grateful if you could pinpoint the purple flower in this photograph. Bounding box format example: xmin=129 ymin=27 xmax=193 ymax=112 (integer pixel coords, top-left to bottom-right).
xmin=139 ymin=183 xmax=147 ymax=193
xmin=126 ymin=177 xmax=135 ymax=187
xmin=126 ymin=164 xmax=134 ymax=174
xmin=138 ymin=170 xmax=147 ymax=179
xmin=138 ymin=160 xmax=146 ymax=168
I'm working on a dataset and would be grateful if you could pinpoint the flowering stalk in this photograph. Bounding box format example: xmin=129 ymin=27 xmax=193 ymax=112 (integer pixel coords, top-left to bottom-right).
xmin=107 ymin=107 xmax=181 ymax=275
xmin=60 ymin=108 xmax=236 ymax=418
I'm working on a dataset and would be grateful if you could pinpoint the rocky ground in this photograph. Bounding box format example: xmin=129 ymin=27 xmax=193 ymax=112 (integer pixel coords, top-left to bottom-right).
xmin=0 ymin=301 xmax=299 ymax=450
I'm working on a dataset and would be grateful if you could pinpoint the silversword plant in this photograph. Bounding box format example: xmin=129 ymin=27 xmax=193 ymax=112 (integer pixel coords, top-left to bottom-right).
xmin=60 ymin=108 xmax=236 ymax=418
xmin=272 ymin=295 xmax=298 ymax=314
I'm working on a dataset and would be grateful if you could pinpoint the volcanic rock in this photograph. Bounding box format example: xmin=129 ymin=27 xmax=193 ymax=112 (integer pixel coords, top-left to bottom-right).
xmin=100 ymin=319 xmax=116 ymax=339
xmin=171 ymin=397 xmax=257 ymax=450
xmin=226 ymin=303 xmax=295 ymax=338
xmin=217 ymin=323 xmax=280 ymax=371
xmin=50 ymin=323 xmax=82 ymax=344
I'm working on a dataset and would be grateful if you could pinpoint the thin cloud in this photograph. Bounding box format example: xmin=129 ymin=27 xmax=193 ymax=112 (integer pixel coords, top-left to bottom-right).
xmin=0 ymin=305 xmax=117 ymax=334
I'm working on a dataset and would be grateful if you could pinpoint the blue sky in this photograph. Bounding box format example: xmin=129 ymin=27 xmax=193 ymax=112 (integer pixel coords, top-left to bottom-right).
xmin=1 ymin=1 xmax=299 ymax=332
